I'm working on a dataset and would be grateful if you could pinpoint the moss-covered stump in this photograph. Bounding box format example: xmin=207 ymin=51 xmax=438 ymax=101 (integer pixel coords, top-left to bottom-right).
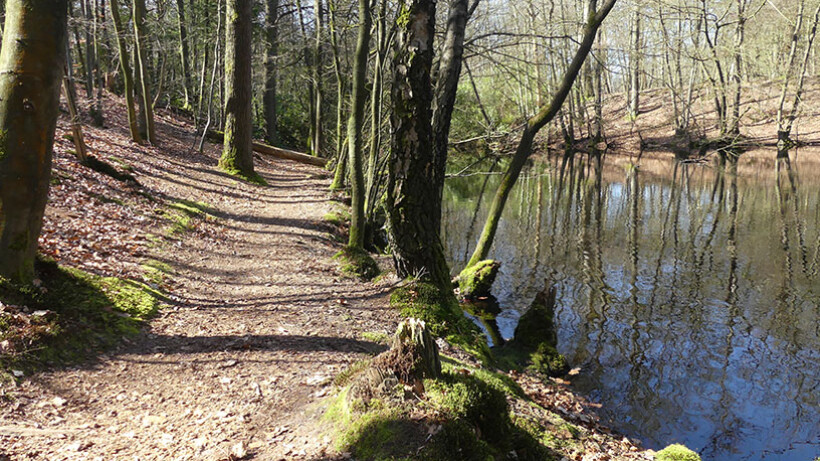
xmin=0 ymin=258 xmax=164 ymax=372
xmin=455 ymin=259 xmax=500 ymax=300
xmin=389 ymin=279 xmax=490 ymax=362
xmin=333 ymin=246 xmax=380 ymax=280
xmin=502 ymin=286 xmax=569 ymax=377
xmin=327 ymin=344 xmax=558 ymax=461
xmin=655 ymin=444 xmax=701 ymax=461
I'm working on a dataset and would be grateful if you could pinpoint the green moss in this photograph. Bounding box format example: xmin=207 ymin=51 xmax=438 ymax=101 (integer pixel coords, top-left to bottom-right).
xmin=500 ymin=287 xmax=569 ymax=377
xmin=220 ymin=165 xmax=268 ymax=186
xmin=107 ymin=156 xmax=134 ymax=172
xmin=333 ymin=359 xmax=372 ymax=387
xmin=425 ymin=372 xmax=510 ymax=443
xmin=323 ymin=211 xmax=350 ymax=227
xmin=334 ymin=246 xmax=380 ymax=280
xmin=0 ymin=259 xmax=163 ymax=370
xmin=361 ymin=331 xmax=390 ymax=344
xmin=421 ymin=420 xmax=494 ymax=460
xmin=169 ymin=199 xmax=215 ymax=217
xmin=456 ymin=260 xmax=500 ymax=299
xmin=529 ymin=343 xmax=569 ymax=377
xmin=656 ymin=444 xmax=701 ymax=461
xmin=162 ymin=210 xmax=192 ymax=236
xmin=141 ymin=259 xmax=173 ymax=286
xmin=390 ymin=280 xmax=491 ymax=365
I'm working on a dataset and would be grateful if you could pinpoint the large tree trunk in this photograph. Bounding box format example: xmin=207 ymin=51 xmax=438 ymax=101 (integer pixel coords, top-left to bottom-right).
xmin=0 ymin=0 xmax=68 ymax=283
xmin=133 ymin=0 xmax=156 ymax=144
xmin=219 ymin=0 xmax=256 ymax=180
xmin=110 ymin=0 xmax=141 ymax=143
xmin=264 ymin=0 xmax=279 ymax=146
xmin=346 ymin=0 xmax=372 ymax=249
xmin=465 ymin=0 xmax=617 ymax=269
xmin=176 ymin=0 xmax=193 ymax=110
xmin=387 ymin=0 xmax=451 ymax=289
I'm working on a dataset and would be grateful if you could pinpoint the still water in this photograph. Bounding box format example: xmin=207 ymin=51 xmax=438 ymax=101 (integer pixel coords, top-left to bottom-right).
xmin=442 ymin=154 xmax=820 ymax=461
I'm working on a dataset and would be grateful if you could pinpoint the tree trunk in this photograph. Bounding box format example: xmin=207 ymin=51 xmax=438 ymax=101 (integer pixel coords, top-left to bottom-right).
xmin=109 ymin=0 xmax=141 ymax=143
xmin=0 ymin=0 xmax=68 ymax=283
xmin=387 ymin=0 xmax=452 ymax=289
xmin=176 ymin=0 xmax=193 ymax=110
xmin=219 ymin=0 xmax=256 ymax=180
xmin=628 ymin=6 xmax=640 ymax=118
xmin=133 ymin=0 xmax=156 ymax=144
xmin=346 ymin=0 xmax=372 ymax=249
xmin=264 ymin=0 xmax=279 ymax=145
xmin=313 ymin=0 xmax=324 ymax=156
xmin=465 ymin=0 xmax=617 ymax=269
xmin=432 ymin=0 xmax=472 ymax=211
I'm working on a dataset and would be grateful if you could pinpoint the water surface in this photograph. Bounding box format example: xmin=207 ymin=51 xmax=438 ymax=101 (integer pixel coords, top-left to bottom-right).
xmin=442 ymin=154 xmax=820 ymax=461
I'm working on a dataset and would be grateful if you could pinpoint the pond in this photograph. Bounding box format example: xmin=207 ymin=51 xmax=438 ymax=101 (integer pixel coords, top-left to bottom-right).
xmin=442 ymin=152 xmax=820 ymax=461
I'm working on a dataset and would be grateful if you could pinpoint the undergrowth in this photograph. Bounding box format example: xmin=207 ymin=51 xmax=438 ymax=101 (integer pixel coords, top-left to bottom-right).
xmin=0 ymin=258 xmax=165 ymax=375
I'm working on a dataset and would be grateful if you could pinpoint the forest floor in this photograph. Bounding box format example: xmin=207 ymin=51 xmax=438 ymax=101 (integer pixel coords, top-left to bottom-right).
xmin=0 ymin=94 xmax=652 ymax=460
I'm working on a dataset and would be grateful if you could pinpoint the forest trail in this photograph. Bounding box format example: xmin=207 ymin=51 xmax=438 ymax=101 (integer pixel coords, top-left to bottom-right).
xmin=1 ymin=98 xmax=399 ymax=460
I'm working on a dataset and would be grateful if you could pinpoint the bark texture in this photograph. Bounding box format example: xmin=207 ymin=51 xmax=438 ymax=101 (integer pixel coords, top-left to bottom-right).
xmin=0 ymin=0 xmax=68 ymax=282
xmin=346 ymin=0 xmax=372 ymax=249
xmin=219 ymin=0 xmax=256 ymax=179
xmin=387 ymin=0 xmax=451 ymax=289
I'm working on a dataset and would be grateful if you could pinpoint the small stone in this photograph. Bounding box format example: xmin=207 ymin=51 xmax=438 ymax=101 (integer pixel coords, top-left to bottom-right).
xmin=51 ymin=396 xmax=67 ymax=407
xmin=11 ymin=370 xmax=23 ymax=378
xmin=230 ymin=441 xmax=248 ymax=459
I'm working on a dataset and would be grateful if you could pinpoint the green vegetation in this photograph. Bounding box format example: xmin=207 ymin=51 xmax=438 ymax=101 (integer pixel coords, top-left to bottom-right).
xmin=0 ymin=258 xmax=164 ymax=372
xmin=169 ymin=199 xmax=216 ymax=217
xmin=334 ymin=246 xmax=380 ymax=280
xmin=220 ymin=165 xmax=268 ymax=186
xmin=389 ymin=280 xmax=490 ymax=363
xmin=455 ymin=259 xmax=500 ymax=299
xmin=361 ymin=331 xmax=389 ymax=344
xmin=326 ymin=347 xmax=560 ymax=461
xmin=656 ymin=444 xmax=701 ymax=461
xmin=141 ymin=259 xmax=173 ymax=286
xmin=162 ymin=199 xmax=215 ymax=237
xmin=323 ymin=210 xmax=350 ymax=227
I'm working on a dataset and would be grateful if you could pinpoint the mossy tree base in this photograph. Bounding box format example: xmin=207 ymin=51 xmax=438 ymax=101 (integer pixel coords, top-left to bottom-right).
xmin=455 ymin=259 xmax=500 ymax=300
xmin=500 ymin=286 xmax=569 ymax=377
xmin=219 ymin=165 xmax=268 ymax=186
xmin=0 ymin=258 xmax=164 ymax=372
xmin=656 ymin=444 xmax=701 ymax=461
xmin=334 ymin=246 xmax=380 ymax=280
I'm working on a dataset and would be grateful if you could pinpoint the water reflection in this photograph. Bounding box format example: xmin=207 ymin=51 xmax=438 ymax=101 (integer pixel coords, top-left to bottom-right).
xmin=442 ymin=152 xmax=820 ymax=461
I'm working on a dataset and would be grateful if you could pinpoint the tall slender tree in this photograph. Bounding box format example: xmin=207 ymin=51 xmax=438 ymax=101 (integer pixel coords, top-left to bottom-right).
xmin=346 ymin=0 xmax=372 ymax=249
xmin=0 ymin=0 xmax=68 ymax=283
xmin=219 ymin=0 xmax=258 ymax=182
xmin=133 ymin=0 xmax=156 ymax=144
xmin=176 ymin=0 xmax=194 ymax=110
xmin=264 ymin=0 xmax=280 ymax=146
xmin=110 ymin=0 xmax=141 ymax=143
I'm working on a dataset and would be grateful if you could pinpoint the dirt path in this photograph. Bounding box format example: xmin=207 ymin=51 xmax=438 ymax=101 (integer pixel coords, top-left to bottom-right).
xmin=1 ymin=108 xmax=399 ymax=460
